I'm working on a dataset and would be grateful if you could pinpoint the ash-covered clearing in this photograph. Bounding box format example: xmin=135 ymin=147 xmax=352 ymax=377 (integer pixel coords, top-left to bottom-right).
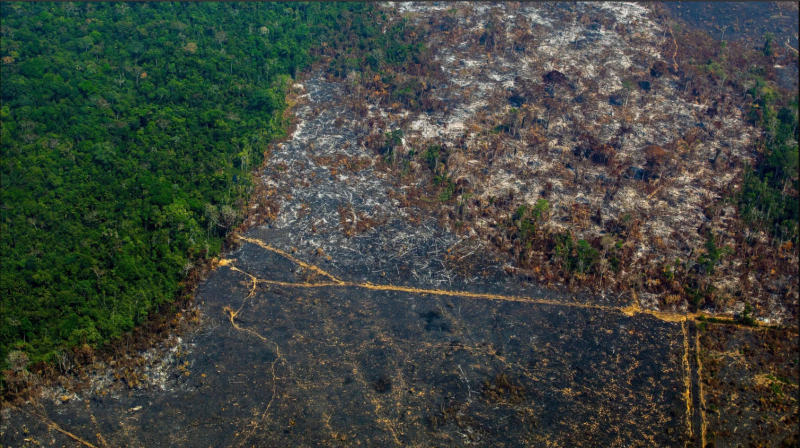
xmin=3 ymin=242 xmax=692 ymax=447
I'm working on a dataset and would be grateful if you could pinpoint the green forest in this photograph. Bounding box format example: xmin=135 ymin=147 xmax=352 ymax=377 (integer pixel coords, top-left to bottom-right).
xmin=0 ymin=1 xmax=432 ymax=374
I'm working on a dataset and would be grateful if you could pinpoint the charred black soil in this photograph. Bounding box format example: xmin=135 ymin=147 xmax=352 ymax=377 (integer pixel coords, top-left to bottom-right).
xmin=663 ymin=2 xmax=798 ymax=45
xmin=3 ymin=236 xmax=693 ymax=447
xmin=698 ymin=324 xmax=799 ymax=448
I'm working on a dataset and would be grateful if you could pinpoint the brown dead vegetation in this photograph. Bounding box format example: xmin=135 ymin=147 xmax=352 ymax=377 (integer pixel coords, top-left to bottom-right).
xmin=341 ymin=2 xmax=798 ymax=325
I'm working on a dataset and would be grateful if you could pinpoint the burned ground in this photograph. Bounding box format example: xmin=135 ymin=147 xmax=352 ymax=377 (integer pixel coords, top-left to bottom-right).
xmin=699 ymin=324 xmax=799 ymax=448
xmin=2 ymin=237 xmax=693 ymax=447
xmin=663 ymin=2 xmax=799 ymax=47
xmin=360 ymin=2 xmax=797 ymax=324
